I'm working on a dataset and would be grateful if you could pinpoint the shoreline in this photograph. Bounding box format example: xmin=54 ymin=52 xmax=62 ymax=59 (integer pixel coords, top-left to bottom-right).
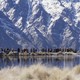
xmin=0 ymin=52 xmax=78 ymax=60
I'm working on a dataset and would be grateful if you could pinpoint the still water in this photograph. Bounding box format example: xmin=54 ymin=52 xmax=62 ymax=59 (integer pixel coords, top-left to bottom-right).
xmin=0 ymin=56 xmax=80 ymax=68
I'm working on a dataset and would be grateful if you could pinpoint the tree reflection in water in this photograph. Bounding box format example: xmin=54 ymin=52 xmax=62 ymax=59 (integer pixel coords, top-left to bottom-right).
xmin=0 ymin=56 xmax=80 ymax=69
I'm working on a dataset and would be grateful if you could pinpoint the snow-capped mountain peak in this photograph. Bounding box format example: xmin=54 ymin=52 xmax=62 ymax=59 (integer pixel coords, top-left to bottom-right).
xmin=0 ymin=0 xmax=80 ymax=50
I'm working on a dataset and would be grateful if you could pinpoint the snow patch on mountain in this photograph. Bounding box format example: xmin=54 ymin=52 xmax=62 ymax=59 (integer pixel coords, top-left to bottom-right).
xmin=41 ymin=0 xmax=64 ymax=21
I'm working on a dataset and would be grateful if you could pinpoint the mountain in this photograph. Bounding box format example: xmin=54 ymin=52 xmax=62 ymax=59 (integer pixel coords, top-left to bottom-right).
xmin=0 ymin=0 xmax=80 ymax=50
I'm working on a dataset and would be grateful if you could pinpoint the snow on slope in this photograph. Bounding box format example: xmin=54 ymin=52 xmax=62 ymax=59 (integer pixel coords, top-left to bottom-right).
xmin=0 ymin=11 xmax=34 ymax=49
xmin=0 ymin=0 xmax=80 ymax=50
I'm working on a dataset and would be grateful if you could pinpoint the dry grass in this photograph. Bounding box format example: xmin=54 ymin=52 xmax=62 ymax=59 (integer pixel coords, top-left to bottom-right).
xmin=0 ymin=64 xmax=80 ymax=80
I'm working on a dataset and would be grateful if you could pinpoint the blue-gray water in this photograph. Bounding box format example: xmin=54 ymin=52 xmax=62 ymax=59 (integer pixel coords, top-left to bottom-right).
xmin=0 ymin=56 xmax=80 ymax=68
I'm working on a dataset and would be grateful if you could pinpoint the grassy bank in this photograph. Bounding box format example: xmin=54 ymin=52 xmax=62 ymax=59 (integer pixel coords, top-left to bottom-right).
xmin=0 ymin=64 xmax=80 ymax=80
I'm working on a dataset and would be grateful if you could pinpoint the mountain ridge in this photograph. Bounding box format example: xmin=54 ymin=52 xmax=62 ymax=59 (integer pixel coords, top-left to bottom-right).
xmin=0 ymin=0 xmax=80 ymax=50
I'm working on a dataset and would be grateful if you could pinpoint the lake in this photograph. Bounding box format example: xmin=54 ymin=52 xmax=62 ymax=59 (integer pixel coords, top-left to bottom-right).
xmin=0 ymin=55 xmax=80 ymax=69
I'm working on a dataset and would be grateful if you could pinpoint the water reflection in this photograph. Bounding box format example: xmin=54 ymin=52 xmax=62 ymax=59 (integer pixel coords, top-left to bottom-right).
xmin=0 ymin=56 xmax=80 ymax=68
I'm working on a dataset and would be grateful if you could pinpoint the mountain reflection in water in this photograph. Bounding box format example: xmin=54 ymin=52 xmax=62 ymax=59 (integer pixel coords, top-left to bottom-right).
xmin=0 ymin=56 xmax=80 ymax=69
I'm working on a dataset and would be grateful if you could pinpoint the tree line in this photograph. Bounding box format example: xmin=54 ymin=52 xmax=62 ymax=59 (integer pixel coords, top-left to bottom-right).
xmin=0 ymin=48 xmax=77 ymax=54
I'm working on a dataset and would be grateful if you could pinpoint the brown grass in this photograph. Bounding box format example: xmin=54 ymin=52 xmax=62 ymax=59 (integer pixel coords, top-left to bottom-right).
xmin=0 ymin=64 xmax=80 ymax=80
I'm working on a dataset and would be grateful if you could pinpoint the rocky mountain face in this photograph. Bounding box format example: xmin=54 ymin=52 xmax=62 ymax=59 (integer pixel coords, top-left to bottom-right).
xmin=0 ymin=0 xmax=80 ymax=50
